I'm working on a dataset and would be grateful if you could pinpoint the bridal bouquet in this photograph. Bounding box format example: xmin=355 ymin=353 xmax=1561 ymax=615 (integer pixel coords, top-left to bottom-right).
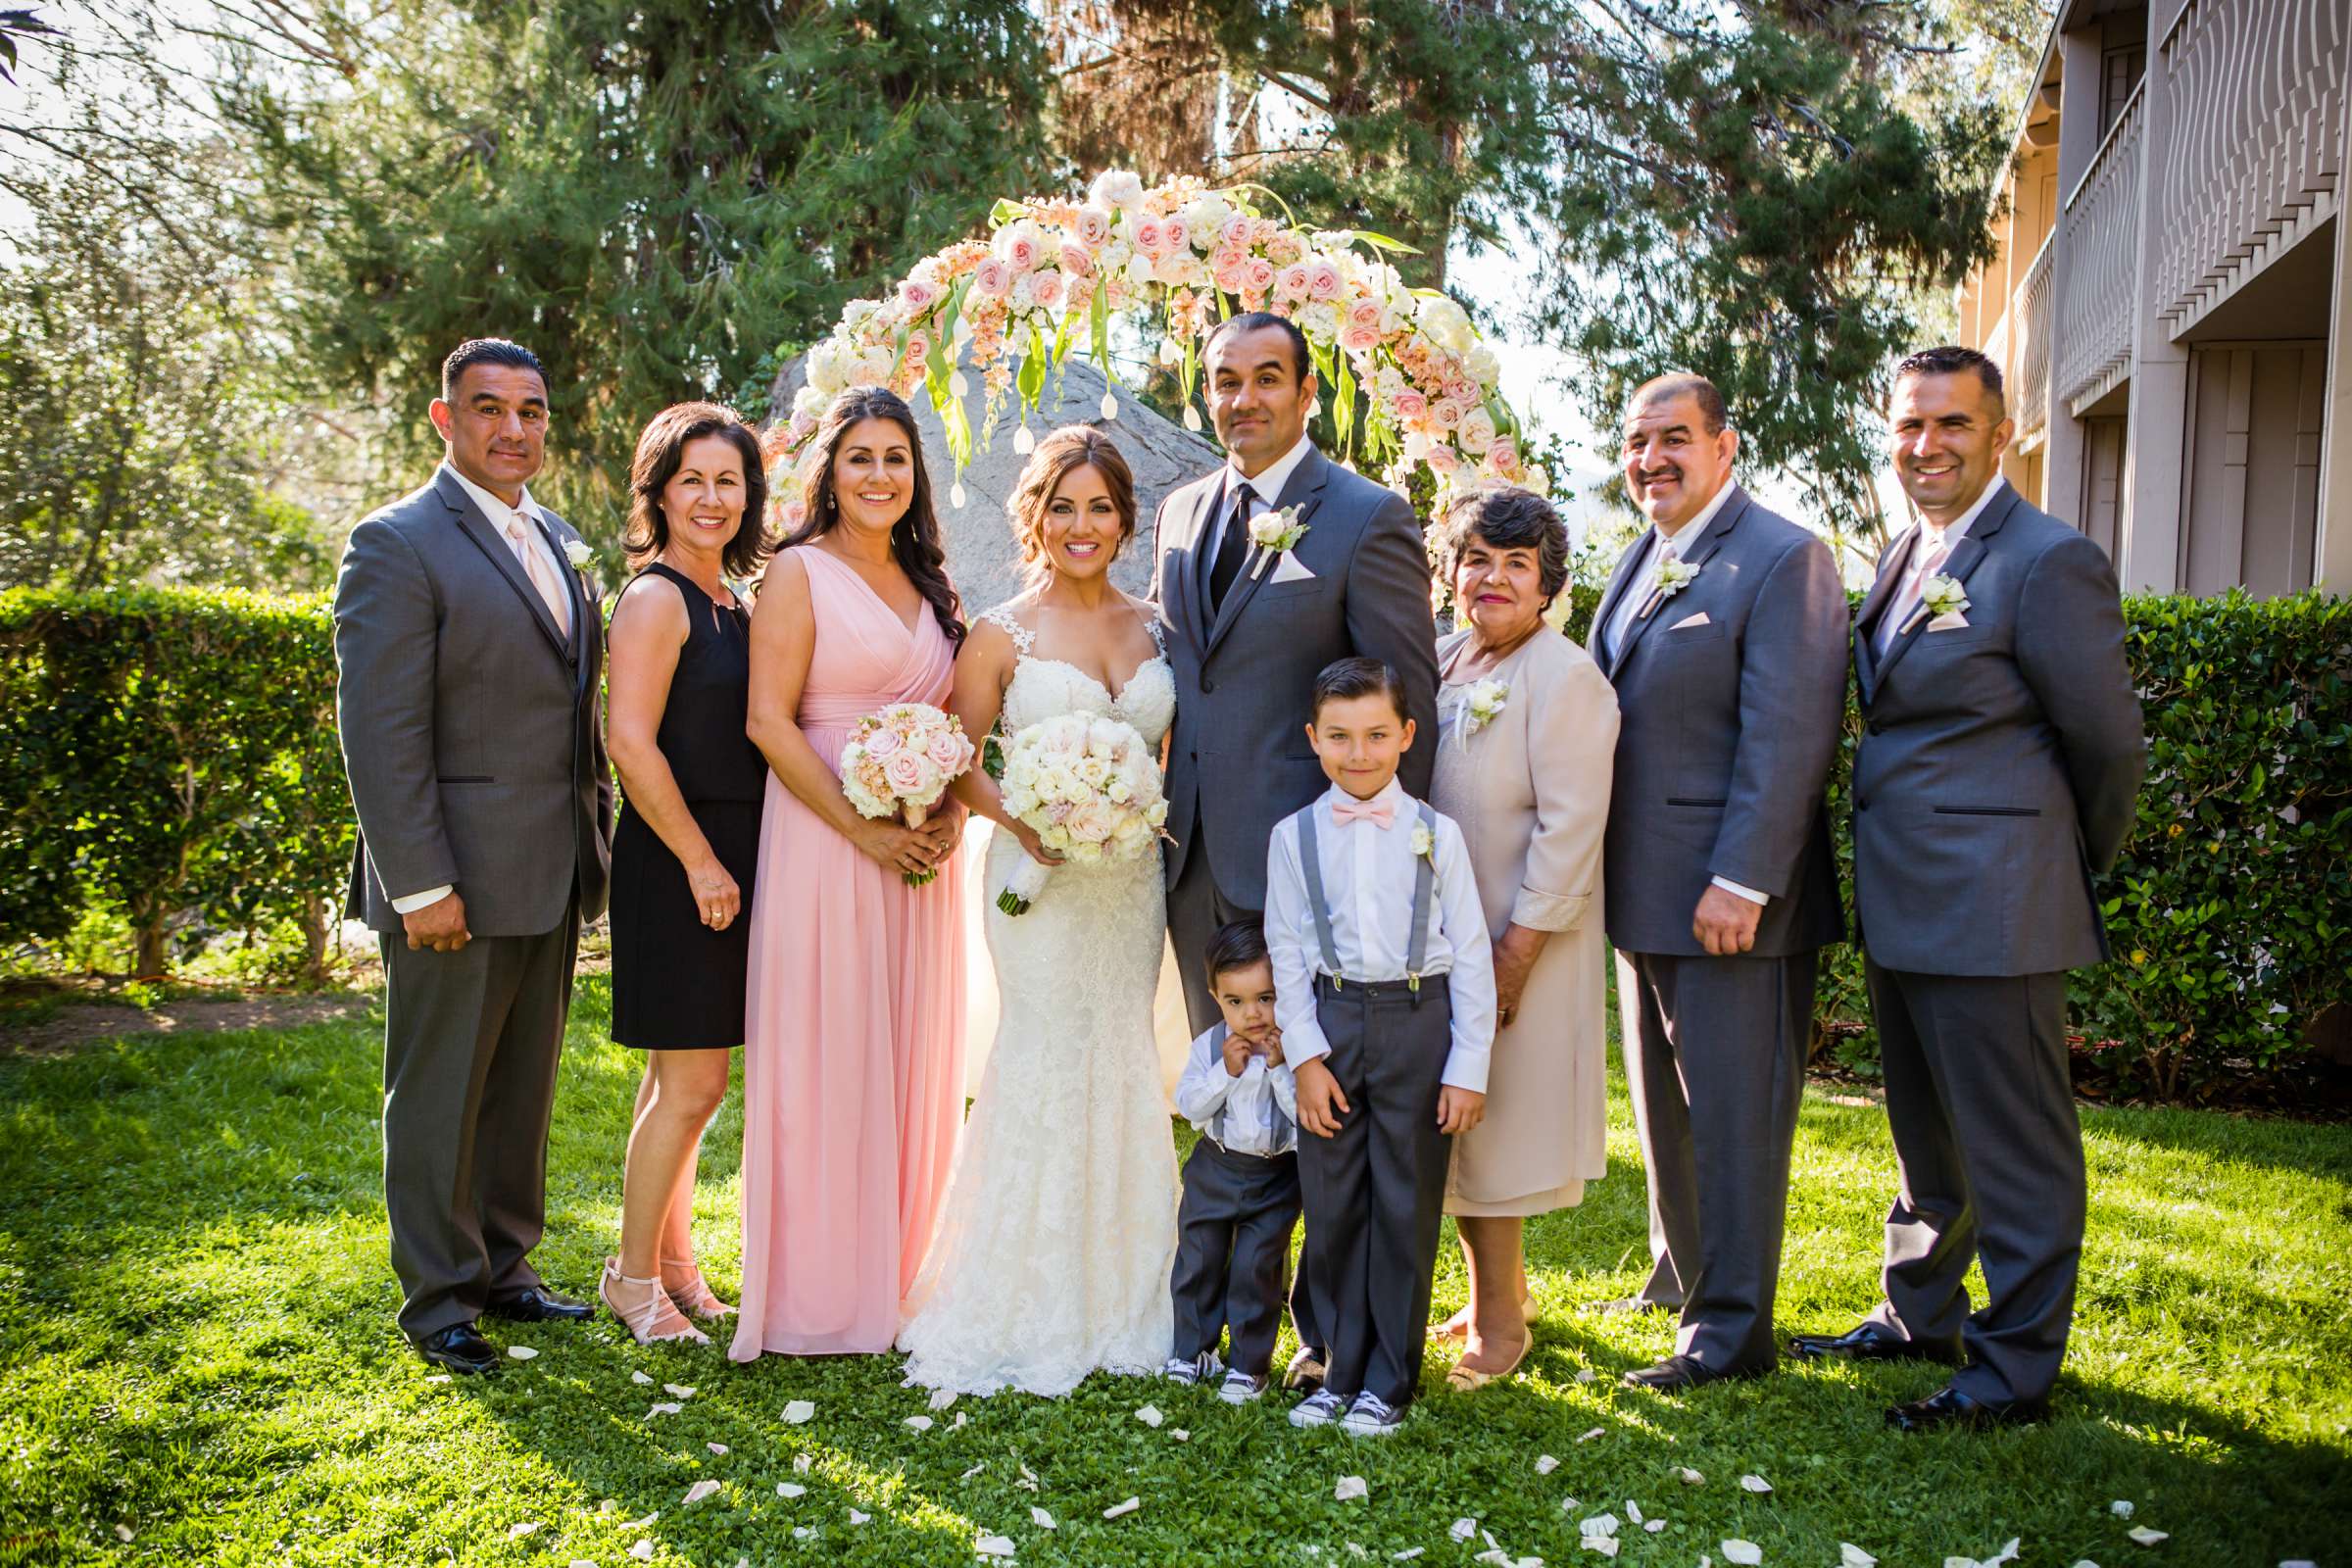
xmin=995 ymin=712 xmax=1170 ymax=915
xmin=839 ymin=703 xmax=976 ymax=886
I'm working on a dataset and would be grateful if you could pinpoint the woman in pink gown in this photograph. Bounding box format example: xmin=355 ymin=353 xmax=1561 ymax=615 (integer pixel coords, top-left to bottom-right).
xmin=732 ymin=387 xmax=969 ymax=1358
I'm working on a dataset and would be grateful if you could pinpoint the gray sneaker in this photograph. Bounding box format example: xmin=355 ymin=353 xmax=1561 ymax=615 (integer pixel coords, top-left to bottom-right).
xmin=1161 ymin=1350 xmax=1221 ymax=1386
xmin=1287 ymin=1387 xmax=1348 ymax=1429
xmin=1217 ymin=1369 xmax=1268 ymax=1404
xmin=1339 ymin=1392 xmax=1403 ymax=1437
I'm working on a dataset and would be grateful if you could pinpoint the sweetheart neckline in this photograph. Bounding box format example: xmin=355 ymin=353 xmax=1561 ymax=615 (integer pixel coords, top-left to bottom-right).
xmin=1010 ymin=652 xmax=1170 ymax=709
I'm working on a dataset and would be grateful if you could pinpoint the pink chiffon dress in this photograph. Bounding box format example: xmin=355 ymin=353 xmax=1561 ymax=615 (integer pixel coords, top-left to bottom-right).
xmin=730 ymin=545 xmax=967 ymax=1358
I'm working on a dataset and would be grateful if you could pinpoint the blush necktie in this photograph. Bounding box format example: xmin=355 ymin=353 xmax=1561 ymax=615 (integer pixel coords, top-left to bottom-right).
xmin=1880 ymin=538 xmax=1951 ymax=651
xmin=1330 ymin=796 xmax=1396 ymax=830
xmin=507 ymin=517 xmax=571 ymax=638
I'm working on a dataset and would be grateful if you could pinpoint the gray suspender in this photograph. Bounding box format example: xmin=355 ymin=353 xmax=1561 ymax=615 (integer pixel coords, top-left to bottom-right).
xmin=1204 ymin=1018 xmax=1297 ymax=1153
xmin=1204 ymin=1021 xmax=1231 ymax=1147
xmin=1294 ymin=799 xmax=1441 ymax=992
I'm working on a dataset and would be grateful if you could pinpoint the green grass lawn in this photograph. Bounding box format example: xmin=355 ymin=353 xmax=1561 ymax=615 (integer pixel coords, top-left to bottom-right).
xmin=4 ymin=975 xmax=2347 ymax=1568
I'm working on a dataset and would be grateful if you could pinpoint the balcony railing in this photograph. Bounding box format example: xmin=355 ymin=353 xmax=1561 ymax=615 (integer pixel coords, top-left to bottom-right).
xmin=2057 ymin=82 xmax=2143 ymax=414
xmin=2152 ymin=0 xmax=2346 ymax=334
xmin=2012 ymin=237 xmax=2053 ymax=444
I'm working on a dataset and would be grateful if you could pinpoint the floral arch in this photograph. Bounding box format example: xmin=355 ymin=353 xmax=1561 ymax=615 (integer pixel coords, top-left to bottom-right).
xmin=769 ymin=169 xmax=1544 ymax=524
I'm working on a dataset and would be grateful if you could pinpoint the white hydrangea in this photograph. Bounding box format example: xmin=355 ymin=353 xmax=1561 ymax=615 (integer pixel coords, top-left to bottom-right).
xmin=1416 ymin=293 xmax=1477 ymax=354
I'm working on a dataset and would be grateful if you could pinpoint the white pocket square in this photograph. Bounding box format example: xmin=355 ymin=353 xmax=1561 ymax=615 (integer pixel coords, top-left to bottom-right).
xmin=1669 ymin=611 xmax=1710 ymax=629
xmin=1268 ymin=551 xmax=1317 ymax=585
xmin=1927 ymin=611 xmax=1970 ymax=631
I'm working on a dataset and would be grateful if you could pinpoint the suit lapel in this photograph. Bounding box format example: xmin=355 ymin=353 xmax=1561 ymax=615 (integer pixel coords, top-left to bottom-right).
xmin=1590 ymin=529 xmax=1652 ymax=671
xmin=439 ymin=470 xmax=572 ymax=665
xmin=1204 ymin=448 xmax=1331 ymax=662
xmin=1872 ymin=483 xmax=2017 ymax=691
xmin=532 ymin=514 xmax=597 ymax=698
xmin=1165 ymin=473 xmax=1221 ymax=654
xmin=1852 ymin=527 xmax=1914 ymax=707
xmin=1607 ymin=484 xmax=1747 ymax=681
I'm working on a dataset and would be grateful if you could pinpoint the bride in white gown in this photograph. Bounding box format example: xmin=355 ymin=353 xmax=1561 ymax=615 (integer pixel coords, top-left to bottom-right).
xmin=898 ymin=428 xmax=1178 ymax=1396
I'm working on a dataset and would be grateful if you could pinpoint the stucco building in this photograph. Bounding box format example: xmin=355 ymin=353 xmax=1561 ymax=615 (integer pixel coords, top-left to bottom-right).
xmin=1957 ymin=0 xmax=2349 ymax=595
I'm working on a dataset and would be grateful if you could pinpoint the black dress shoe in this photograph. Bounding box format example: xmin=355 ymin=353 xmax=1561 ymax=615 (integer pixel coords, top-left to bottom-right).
xmin=1620 ymin=1353 xmax=1767 ymax=1392
xmin=1886 ymin=1384 xmax=2048 ymax=1432
xmin=1788 ymin=1322 xmax=1961 ymax=1365
xmin=484 ymin=1285 xmax=595 ymax=1323
xmin=414 ymin=1322 xmax=502 ymax=1376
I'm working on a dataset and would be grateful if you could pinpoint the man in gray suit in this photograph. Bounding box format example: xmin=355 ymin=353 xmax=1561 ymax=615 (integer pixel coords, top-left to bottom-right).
xmin=334 ymin=338 xmax=613 ymax=1376
xmin=1789 ymin=347 xmax=2143 ymax=1430
xmin=1590 ymin=374 xmax=1848 ymax=1390
xmin=1153 ymin=311 xmax=1441 ymax=1389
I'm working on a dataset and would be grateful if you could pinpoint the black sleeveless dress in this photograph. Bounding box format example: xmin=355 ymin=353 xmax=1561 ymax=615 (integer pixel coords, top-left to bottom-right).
xmin=609 ymin=563 xmax=767 ymax=1049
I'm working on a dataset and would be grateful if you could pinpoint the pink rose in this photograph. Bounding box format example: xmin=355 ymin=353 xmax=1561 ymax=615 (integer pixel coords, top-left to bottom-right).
xmin=1275 ymin=263 xmax=1312 ymax=300
xmin=1431 ymin=397 xmax=1465 ymax=430
xmin=1487 ymin=435 xmax=1520 ymax=475
xmin=1444 ymin=376 xmax=1477 ymax=406
xmin=904 ymin=331 xmax=932 ymax=365
xmin=1131 ymin=216 xmax=1166 ymax=256
xmin=1211 ymin=251 xmax=1251 ymax=293
xmin=1058 ymin=241 xmax=1094 ymax=278
xmin=925 ymin=730 xmax=969 ymax=773
xmin=1307 ymin=261 xmax=1344 ymax=301
xmin=1000 ymin=231 xmax=1040 ymax=272
xmin=1219 ymin=214 xmax=1255 ymax=251
xmin=1347 ymin=297 xmax=1384 ymax=331
xmin=1161 ymin=217 xmax=1191 ymax=254
xmin=1424 ymin=443 xmax=1461 ymax=475
xmin=1391 ymin=389 xmax=1429 ymax=424
xmin=1075 ymin=207 xmax=1112 ymax=247
xmin=863 ymin=726 xmax=904 ymax=759
xmin=1266 ymin=231 xmax=1305 ymax=266
xmin=1245 ymin=257 xmax=1276 ymax=292
xmin=779 ymin=497 xmax=808 ymax=531
xmin=1030 ymin=270 xmax=1066 ymax=311
xmin=970 ymin=257 xmax=1011 ymax=298
xmin=899 ymin=277 xmax=938 ymax=315
xmin=883 ymin=751 xmax=928 ymax=796
xmin=1341 ymin=323 xmax=1380 ymax=356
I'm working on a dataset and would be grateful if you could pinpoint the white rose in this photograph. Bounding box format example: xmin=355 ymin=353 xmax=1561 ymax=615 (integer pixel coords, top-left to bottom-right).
xmin=1180 ymin=193 xmax=1231 ymax=241
xmin=1457 ymin=408 xmax=1497 ymax=455
xmin=792 ymin=384 xmax=826 ymax=417
xmin=1415 ymin=293 xmax=1476 ymax=354
xmin=1465 ymin=343 xmax=1502 ymax=387
xmin=1090 ymin=169 xmax=1148 ymax=213
xmin=856 ymin=343 xmax=896 ymax=387
xmin=842 ymin=298 xmax=881 ymax=332
xmin=807 ymin=340 xmax=846 ymax=396
xmin=1125 ymin=251 xmax=1156 ymax=288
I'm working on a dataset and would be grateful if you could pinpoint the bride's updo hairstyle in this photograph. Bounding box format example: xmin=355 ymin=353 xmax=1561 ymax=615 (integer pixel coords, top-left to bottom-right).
xmin=1007 ymin=426 xmax=1137 ymax=590
xmin=777 ymin=385 xmax=963 ymax=648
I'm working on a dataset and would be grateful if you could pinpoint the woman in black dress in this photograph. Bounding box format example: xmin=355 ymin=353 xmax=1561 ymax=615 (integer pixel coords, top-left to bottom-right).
xmin=602 ymin=402 xmax=770 ymax=1345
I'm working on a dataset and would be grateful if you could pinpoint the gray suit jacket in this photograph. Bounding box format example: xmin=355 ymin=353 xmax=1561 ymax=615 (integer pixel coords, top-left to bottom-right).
xmin=1152 ymin=445 xmax=1441 ymax=909
xmin=1851 ymin=484 xmax=2144 ymax=976
xmin=1595 ymin=485 xmax=1849 ymax=957
xmin=333 ymin=467 xmax=614 ymax=937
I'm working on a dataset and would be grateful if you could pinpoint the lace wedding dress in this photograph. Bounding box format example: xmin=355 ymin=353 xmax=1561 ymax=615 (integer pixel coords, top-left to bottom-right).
xmin=896 ymin=607 xmax=1180 ymax=1396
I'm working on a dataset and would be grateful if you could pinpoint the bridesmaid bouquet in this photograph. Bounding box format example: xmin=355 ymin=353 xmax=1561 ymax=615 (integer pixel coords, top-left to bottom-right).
xmin=995 ymin=713 xmax=1170 ymax=915
xmin=839 ymin=703 xmax=977 ymax=885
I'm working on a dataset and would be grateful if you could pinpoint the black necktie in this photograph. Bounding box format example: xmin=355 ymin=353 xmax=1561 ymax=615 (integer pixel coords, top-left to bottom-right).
xmin=1208 ymin=481 xmax=1255 ymax=612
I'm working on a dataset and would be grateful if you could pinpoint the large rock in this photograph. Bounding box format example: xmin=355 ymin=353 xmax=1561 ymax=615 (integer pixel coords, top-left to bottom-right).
xmin=768 ymin=355 xmax=1223 ymax=617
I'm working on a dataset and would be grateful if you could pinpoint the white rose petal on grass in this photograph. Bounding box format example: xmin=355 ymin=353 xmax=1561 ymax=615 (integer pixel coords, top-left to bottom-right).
xmin=792 ymin=1527 xmax=814 ymax=1542
xmin=794 ymin=1453 xmax=813 ymax=1473
xmin=1580 ymin=1514 xmax=1619 ymax=1539
xmin=1625 ymin=1501 xmax=1642 ymax=1525
xmin=1394 ymin=1552 xmax=1426 ymax=1563
xmin=1739 ymin=1474 xmax=1773 ymax=1494
xmin=1335 ymin=1476 xmax=1369 ymax=1502
xmin=1577 ymin=1427 xmax=1605 ymax=1444
xmin=929 ymin=1388 xmax=959 ymax=1411
xmin=620 ymin=1513 xmax=660 ymax=1532
xmin=954 ymin=1411 xmax=968 ymax=1431
xmin=598 ymin=1499 xmax=620 ymax=1514
xmin=663 ymin=1384 xmax=696 ymax=1398
xmin=2128 ymin=1528 xmax=2170 ymax=1546
xmin=114 ymin=1526 xmax=133 ymax=1544
xmin=776 ymin=1483 xmax=807 ymax=1498
xmin=1536 ymin=1455 xmax=1560 ymax=1475
xmin=1722 ymin=1542 xmax=1763 ymax=1566
xmin=976 ymin=1536 xmax=1017 ymax=1559
xmin=1644 ymin=1521 xmax=1666 ymax=1535
xmin=1582 ymin=1539 xmax=1620 ymax=1559
xmin=958 ymin=1464 xmax=985 ymax=1481
xmin=683 ymin=1480 xmax=721 ymax=1506
xmin=706 ymin=1443 xmax=728 ymax=1456
xmin=1134 ymin=1404 xmax=1164 ymax=1428
xmin=1676 ymin=1467 xmax=1704 ymax=1486
xmin=648 ymin=1401 xmax=682 ymax=1417
xmin=1451 ymin=1520 xmax=1479 ymax=1543
xmin=507 ymin=1345 xmax=539 ymax=1360
xmin=630 ymin=1370 xmax=654 ymax=1385
xmin=1102 ymin=1497 xmax=1141 ymax=1520
xmin=906 ymin=1416 xmax=935 ymax=1432
xmin=1841 ymin=1546 xmax=1878 ymax=1568
xmin=628 ymin=1542 xmax=655 ymax=1563
xmin=509 ymin=1522 xmax=542 ymax=1540
xmin=1172 ymin=1429 xmax=1190 ymax=1442
xmin=783 ymin=1400 xmax=815 ymax=1425
xmin=423 ymin=1373 xmax=450 ymax=1384
xmin=1984 ymin=1542 xmax=2022 ymax=1568
xmin=569 ymin=1560 xmax=599 ymax=1568
xmin=1030 ymin=1505 xmax=1057 ymax=1530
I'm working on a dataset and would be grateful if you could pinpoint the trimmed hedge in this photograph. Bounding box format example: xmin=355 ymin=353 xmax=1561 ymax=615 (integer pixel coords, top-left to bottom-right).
xmin=1 ymin=586 xmax=2345 ymax=1098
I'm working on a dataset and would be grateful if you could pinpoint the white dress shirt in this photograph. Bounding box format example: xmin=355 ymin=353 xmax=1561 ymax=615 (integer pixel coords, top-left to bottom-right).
xmin=1173 ymin=1026 xmax=1299 ymax=1157
xmin=1877 ymin=477 xmax=2006 ymax=652
xmin=392 ymin=465 xmax=571 ymax=915
xmin=1598 ymin=481 xmax=1766 ymax=907
xmin=1207 ymin=432 xmax=1316 ymax=560
xmin=1264 ymin=778 xmax=1498 ymax=1093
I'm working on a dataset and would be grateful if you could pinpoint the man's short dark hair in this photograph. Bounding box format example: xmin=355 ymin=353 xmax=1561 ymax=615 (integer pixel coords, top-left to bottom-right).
xmin=1894 ymin=345 xmax=2006 ymax=416
xmin=1204 ymin=919 xmax=1270 ymax=986
xmin=1628 ymin=372 xmax=1730 ymax=436
xmin=1310 ymin=656 xmax=1409 ymax=724
xmin=1203 ymin=311 xmax=1312 ymax=384
xmin=442 ymin=338 xmax=548 ymax=403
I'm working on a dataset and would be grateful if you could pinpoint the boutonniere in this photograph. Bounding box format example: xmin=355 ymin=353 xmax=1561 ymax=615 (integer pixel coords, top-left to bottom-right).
xmin=1248 ymin=505 xmax=1310 ymax=578
xmin=1640 ymin=555 xmax=1698 ymax=617
xmin=1410 ymin=823 xmax=1436 ymax=860
xmin=562 ymin=538 xmax=594 ymax=571
xmin=1463 ymin=678 xmax=1509 ymax=737
xmin=1901 ymin=572 xmax=1970 ymax=634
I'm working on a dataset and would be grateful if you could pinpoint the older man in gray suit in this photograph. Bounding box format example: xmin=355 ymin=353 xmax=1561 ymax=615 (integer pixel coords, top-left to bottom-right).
xmin=1789 ymin=347 xmax=2143 ymax=1430
xmin=1153 ymin=311 xmax=1441 ymax=1391
xmin=334 ymin=338 xmax=613 ymax=1376
xmin=1591 ymin=374 xmax=1848 ymax=1391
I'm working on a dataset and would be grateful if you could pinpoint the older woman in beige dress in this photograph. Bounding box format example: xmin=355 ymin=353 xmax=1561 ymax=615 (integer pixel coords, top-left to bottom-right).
xmin=1428 ymin=486 xmax=1620 ymax=1387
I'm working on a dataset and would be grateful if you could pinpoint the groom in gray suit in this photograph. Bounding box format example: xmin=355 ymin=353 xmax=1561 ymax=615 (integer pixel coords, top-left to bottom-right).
xmin=1153 ymin=311 xmax=1441 ymax=1388
xmin=1591 ymin=374 xmax=1848 ymax=1390
xmin=1790 ymin=347 xmax=2143 ymax=1430
xmin=334 ymin=338 xmax=612 ymax=1375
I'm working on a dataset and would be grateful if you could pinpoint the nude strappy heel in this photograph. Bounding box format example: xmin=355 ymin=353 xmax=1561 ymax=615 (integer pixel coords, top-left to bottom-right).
xmin=602 ymin=1257 xmax=709 ymax=1346
xmin=660 ymin=1256 xmax=735 ymax=1322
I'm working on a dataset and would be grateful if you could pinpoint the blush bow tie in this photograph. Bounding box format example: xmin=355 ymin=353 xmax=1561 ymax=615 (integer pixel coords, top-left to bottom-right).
xmin=1331 ymin=796 xmax=1396 ymax=829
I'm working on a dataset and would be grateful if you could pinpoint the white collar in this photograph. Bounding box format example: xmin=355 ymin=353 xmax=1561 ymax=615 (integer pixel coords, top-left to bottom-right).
xmin=442 ymin=462 xmax=544 ymax=533
xmin=1649 ymin=476 xmax=1737 ymax=559
xmin=1322 ymin=774 xmax=1407 ymax=818
xmin=1917 ymin=476 xmax=2007 ymax=555
xmin=1226 ymin=433 xmax=1316 ymax=508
